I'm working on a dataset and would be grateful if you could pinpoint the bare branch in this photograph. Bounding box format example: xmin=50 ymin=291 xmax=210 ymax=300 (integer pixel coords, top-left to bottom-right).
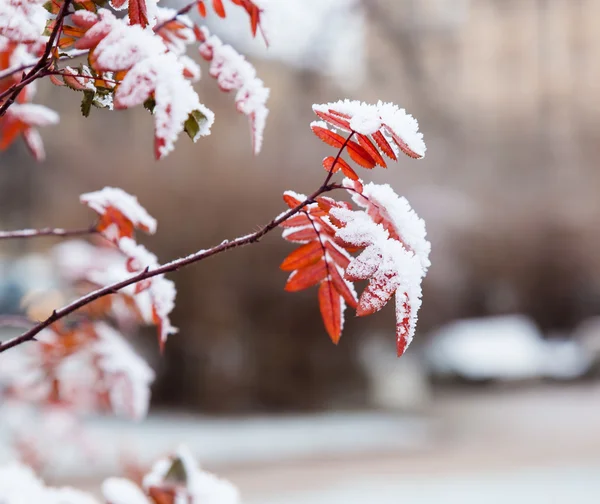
xmin=0 ymin=133 xmax=355 ymax=354
xmin=0 ymin=225 xmax=97 ymax=240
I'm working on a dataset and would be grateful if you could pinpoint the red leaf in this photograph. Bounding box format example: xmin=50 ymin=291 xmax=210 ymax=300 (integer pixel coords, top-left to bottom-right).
xmin=357 ymin=134 xmax=386 ymax=168
xmin=279 ymin=214 xmax=311 ymax=228
xmin=280 ymin=241 xmax=323 ymax=271
xmin=324 ymin=241 xmax=351 ymax=270
xmin=322 ymin=156 xmax=340 ymax=173
xmin=383 ymin=125 xmax=422 ymax=159
xmin=311 ymin=125 xmax=346 ymax=149
xmin=283 ymin=192 xmax=302 ymax=208
xmin=0 ymin=119 xmax=23 ymax=151
xmin=337 ymin=157 xmax=359 ymax=180
xmin=318 ymin=280 xmax=342 ymax=344
xmin=328 ymin=109 xmax=351 ymax=119
xmin=347 ymin=140 xmax=376 ymax=168
xmin=329 ymin=264 xmax=357 ymax=308
xmin=356 ymin=273 xmax=397 ymax=316
xmin=212 ymin=0 xmax=226 ymax=17
xmin=197 ymin=0 xmax=207 ymax=16
xmin=314 ymin=110 xmax=351 ymax=130
xmin=372 ymin=130 xmax=397 ymax=160
xmin=250 ymin=5 xmax=259 ymax=36
xmin=129 ymin=0 xmax=149 ymax=28
xmin=285 ymin=259 xmax=327 ymax=292
xmin=282 ymin=226 xmax=318 ymax=243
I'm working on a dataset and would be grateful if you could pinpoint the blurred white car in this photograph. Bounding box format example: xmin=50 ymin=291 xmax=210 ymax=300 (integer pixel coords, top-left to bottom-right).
xmin=425 ymin=315 xmax=592 ymax=381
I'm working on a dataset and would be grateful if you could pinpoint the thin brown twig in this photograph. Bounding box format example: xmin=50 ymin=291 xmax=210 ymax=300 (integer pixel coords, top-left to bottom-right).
xmin=0 ymin=0 xmax=73 ymax=117
xmin=0 ymin=225 xmax=97 ymax=240
xmin=0 ymin=134 xmax=354 ymax=354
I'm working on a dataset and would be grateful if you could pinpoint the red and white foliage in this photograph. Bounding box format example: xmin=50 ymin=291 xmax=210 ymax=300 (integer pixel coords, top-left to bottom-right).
xmin=313 ymin=99 xmax=426 ymax=160
xmin=0 ymin=4 xmax=432 ymax=500
xmin=0 ymin=0 xmax=268 ymax=159
xmin=80 ymin=186 xmax=157 ymax=242
xmin=197 ymin=26 xmax=269 ymax=154
xmin=0 ymin=0 xmax=47 ymax=43
xmin=103 ymin=445 xmax=240 ymax=504
xmin=78 ymin=187 xmax=177 ymax=348
xmin=280 ymin=191 xmax=357 ymax=343
xmin=0 ymin=320 xmax=154 ymax=420
xmin=280 ymin=100 xmax=429 ymax=355
xmin=0 ymin=446 xmax=240 ymax=504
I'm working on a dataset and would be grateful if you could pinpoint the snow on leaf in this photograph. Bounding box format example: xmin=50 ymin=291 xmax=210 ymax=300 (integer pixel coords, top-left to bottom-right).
xmin=0 ymin=0 xmax=47 ymax=43
xmin=313 ymin=100 xmax=426 ymax=159
xmin=154 ymin=7 xmax=196 ymax=55
xmin=198 ymin=26 xmax=269 ymax=154
xmin=80 ymin=186 xmax=157 ymax=242
xmin=349 ymin=180 xmax=431 ymax=271
xmin=143 ymin=445 xmax=241 ymax=504
xmin=128 ymin=0 xmax=150 ymax=28
xmin=331 ymin=181 xmax=430 ymax=356
xmin=114 ymin=52 xmax=214 ymax=159
xmin=93 ymin=322 xmax=155 ymax=420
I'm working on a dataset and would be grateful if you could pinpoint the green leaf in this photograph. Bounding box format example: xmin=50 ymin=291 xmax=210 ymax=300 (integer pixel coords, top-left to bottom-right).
xmin=81 ymin=90 xmax=95 ymax=117
xmin=163 ymin=457 xmax=187 ymax=484
xmin=184 ymin=109 xmax=208 ymax=141
xmin=143 ymin=97 xmax=156 ymax=114
xmin=42 ymin=20 xmax=54 ymax=36
xmin=42 ymin=1 xmax=57 ymax=13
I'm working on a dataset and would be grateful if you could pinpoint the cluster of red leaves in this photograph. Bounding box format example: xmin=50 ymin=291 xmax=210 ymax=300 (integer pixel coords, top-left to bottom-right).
xmin=280 ymin=193 xmax=357 ymax=342
xmin=281 ymin=102 xmax=427 ymax=355
xmin=197 ymin=0 xmax=267 ymax=43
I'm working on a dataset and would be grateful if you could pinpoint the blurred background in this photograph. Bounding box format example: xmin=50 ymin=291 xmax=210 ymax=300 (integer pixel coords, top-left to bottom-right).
xmin=2 ymin=0 xmax=600 ymax=502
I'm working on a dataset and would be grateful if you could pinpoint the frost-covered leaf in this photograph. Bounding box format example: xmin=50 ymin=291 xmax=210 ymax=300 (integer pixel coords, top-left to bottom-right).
xmin=198 ymin=26 xmax=269 ymax=154
xmin=142 ymin=446 xmax=240 ymax=504
xmin=80 ymin=186 xmax=157 ymax=242
xmin=330 ymin=179 xmax=431 ymax=356
xmin=313 ymin=100 xmax=426 ymax=160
